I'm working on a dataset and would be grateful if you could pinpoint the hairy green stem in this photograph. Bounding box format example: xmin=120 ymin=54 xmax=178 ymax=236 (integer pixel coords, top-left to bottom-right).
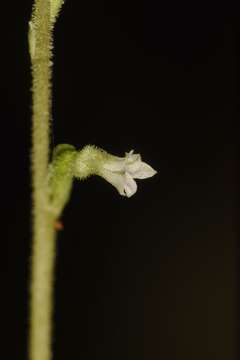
xmin=29 ymin=1 xmax=56 ymax=360
xmin=29 ymin=217 xmax=56 ymax=360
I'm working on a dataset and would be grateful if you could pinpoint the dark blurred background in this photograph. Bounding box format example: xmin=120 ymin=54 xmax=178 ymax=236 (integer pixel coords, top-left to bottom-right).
xmin=2 ymin=0 xmax=237 ymax=359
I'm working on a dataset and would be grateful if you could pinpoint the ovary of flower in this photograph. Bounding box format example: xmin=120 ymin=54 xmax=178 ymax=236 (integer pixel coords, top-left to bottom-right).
xmin=99 ymin=150 xmax=157 ymax=197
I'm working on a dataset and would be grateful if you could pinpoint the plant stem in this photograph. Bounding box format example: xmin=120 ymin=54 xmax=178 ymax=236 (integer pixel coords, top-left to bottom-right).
xmin=29 ymin=217 xmax=56 ymax=360
xmin=29 ymin=1 xmax=57 ymax=360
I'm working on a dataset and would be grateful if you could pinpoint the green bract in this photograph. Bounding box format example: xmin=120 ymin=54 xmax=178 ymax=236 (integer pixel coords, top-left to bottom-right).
xmin=47 ymin=144 xmax=77 ymax=218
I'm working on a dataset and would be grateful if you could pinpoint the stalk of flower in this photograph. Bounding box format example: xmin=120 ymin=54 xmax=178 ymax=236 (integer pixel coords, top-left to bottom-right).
xmin=29 ymin=0 xmax=157 ymax=358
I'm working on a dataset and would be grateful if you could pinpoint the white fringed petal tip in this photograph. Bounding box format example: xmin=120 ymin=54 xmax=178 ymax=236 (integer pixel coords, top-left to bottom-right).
xmin=100 ymin=150 xmax=157 ymax=197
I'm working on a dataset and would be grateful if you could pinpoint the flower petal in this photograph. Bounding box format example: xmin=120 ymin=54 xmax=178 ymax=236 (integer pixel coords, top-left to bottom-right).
xmin=102 ymin=157 xmax=126 ymax=172
xmin=125 ymin=150 xmax=141 ymax=163
xmin=132 ymin=162 xmax=157 ymax=179
xmin=100 ymin=169 xmax=126 ymax=196
xmin=125 ymin=159 xmax=142 ymax=174
xmin=123 ymin=172 xmax=137 ymax=197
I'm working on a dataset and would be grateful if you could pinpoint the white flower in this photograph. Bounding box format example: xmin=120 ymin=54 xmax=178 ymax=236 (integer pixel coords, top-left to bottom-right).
xmin=99 ymin=150 xmax=157 ymax=197
xmin=74 ymin=146 xmax=157 ymax=197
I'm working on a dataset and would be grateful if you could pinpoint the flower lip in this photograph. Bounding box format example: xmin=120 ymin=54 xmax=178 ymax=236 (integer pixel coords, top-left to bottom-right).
xmin=130 ymin=161 xmax=157 ymax=179
xmin=124 ymin=172 xmax=137 ymax=197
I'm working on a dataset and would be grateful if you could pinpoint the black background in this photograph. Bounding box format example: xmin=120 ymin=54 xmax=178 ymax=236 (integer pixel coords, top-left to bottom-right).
xmin=2 ymin=0 xmax=237 ymax=359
